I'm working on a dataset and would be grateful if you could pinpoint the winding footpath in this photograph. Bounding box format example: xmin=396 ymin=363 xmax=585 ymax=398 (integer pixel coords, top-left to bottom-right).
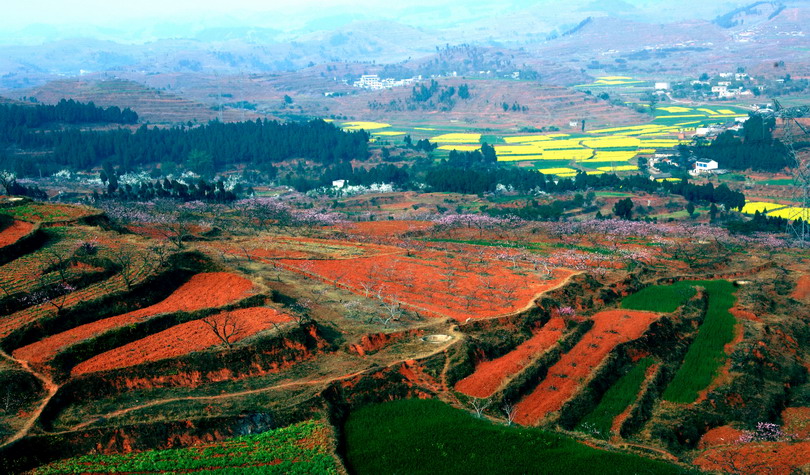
xmin=0 ymin=349 xmax=59 ymax=449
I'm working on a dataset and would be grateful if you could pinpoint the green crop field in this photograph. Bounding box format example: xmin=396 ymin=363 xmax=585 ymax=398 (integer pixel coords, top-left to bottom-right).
xmin=345 ymin=398 xmax=692 ymax=475
xmin=576 ymin=357 xmax=655 ymax=439
xmin=621 ymin=280 xmax=738 ymax=404
xmin=32 ymin=419 xmax=339 ymax=474
xmin=620 ymin=281 xmax=697 ymax=313
xmin=661 ymin=280 xmax=737 ymax=403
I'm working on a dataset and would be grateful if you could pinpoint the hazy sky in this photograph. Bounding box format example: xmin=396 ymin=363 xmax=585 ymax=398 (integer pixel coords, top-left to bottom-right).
xmin=3 ymin=0 xmax=494 ymax=27
xmin=1 ymin=0 xmax=741 ymax=44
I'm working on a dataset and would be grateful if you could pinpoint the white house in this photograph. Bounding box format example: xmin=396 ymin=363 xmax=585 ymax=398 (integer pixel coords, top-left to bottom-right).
xmin=689 ymin=159 xmax=719 ymax=176
xmin=655 ymin=82 xmax=670 ymax=90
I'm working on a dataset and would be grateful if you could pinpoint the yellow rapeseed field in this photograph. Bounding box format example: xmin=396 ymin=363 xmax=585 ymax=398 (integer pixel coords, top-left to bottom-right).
xmin=740 ymin=202 xmax=786 ymax=215
xmin=342 ymin=121 xmax=391 ymax=130
xmin=767 ymin=207 xmax=810 ymax=220
xmin=431 ymin=133 xmax=482 ymax=143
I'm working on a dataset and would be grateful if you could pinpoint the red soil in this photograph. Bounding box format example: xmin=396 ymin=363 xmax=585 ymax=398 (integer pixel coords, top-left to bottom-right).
xmin=698 ymin=425 xmax=746 ymax=448
xmin=783 ymin=407 xmax=810 ymax=439
xmin=72 ymin=307 xmax=291 ymax=375
xmin=455 ymin=318 xmax=566 ymax=398
xmin=0 ymin=220 xmax=33 ymax=247
xmin=13 ymin=272 xmax=255 ymax=365
xmin=513 ymin=309 xmax=661 ymax=426
xmin=277 ymin=253 xmax=574 ymax=321
xmin=792 ymin=275 xmax=810 ymax=300
xmin=343 ymin=220 xmax=433 ymax=238
xmin=694 ymin=441 xmax=810 ymax=475
xmin=729 ymin=306 xmax=761 ymax=322
xmin=348 ymin=330 xmax=423 ymax=356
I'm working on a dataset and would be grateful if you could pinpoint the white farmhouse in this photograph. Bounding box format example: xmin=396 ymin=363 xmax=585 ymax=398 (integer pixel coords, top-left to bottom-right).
xmin=689 ymin=159 xmax=719 ymax=176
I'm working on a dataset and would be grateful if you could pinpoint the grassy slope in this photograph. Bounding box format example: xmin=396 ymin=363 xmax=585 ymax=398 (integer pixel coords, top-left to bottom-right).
xmin=621 ymin=280 xmax=737 ymax=403
xmin=576 ymin=357 xmax=655 ymax=438
xmin=32 ymin=420 xmax=339 ymax=474
xmin=345 ymin=398 xmax=692 ymax=475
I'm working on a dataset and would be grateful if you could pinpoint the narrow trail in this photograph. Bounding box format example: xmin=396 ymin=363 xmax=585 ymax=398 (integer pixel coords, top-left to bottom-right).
xmin=0 ymin=349 xmax=59 ymax=449
xmin=67 ymin=327 xmax=463 ymax=433
xmin=69 ymin=369 xmax=369 ymax=432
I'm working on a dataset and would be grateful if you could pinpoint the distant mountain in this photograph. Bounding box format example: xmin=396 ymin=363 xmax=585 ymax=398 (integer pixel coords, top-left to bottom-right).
xmin=713 ymin=1 xmax=785 ymax=28
xmin=0 ymin=0 xmax=807 ymax=91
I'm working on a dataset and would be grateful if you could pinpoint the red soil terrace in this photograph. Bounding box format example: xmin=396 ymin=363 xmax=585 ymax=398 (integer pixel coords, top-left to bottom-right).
xmin=72 ymin=306 xmax=291 ymax=375
xmin=13 ymin=272 xmax=255 ymax=365
xmin=513 ymin=309 xmax=660 ymax=426
xmin=278 ymin=254 xmax=574 ymax=321
xmin=0 ymin=220 xmax=33 ymax=247
xmin=455 ymin=318 xmax=566 ymax=398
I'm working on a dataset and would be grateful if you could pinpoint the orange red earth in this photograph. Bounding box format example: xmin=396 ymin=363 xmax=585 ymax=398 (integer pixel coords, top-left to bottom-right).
xmin=72 ymin=307 xmax=291 ymax=375
xmin=694 ymin=441 xmax=810 ymax=475
xmin=455 ymin=318 xmax=566 ymax=398
xmin=0 ymin=220 xmax=33 ymax=247
xmin=278 ymin=253 xmax=574 ymax=321
xmin=793 ymin=275 xmax=810 ymax=300
xmin=513 ymin=310 xmax=661 ymax=426
xmin=13 ymin=272 xmax=255 ymax=366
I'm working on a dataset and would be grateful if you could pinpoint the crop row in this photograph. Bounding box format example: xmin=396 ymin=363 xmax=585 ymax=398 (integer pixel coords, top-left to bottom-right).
xmin=33 ymin=419 xmax=339 ymax=474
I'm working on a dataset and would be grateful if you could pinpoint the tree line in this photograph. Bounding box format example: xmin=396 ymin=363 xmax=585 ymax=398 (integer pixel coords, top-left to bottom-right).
xmin=0 ymin=99 xmax=137 ymax=136
xmin=1 ymin=114 xmax=369 ymax=176
xmin=694 ymin=114 xmax=792 ymax=172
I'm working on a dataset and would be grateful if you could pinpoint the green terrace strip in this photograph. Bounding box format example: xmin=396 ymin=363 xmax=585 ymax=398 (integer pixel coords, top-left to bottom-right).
xmin=32 ymin=419 xmax=339 ymax=474
xmin=345 ymin=398 xmax=692 ymax=475
xmin=620 ymin=280 xmax=738 ymax=403
xmin=661 ymin=280 xmax=737 ymax=403
xmin=620 ymin=281 xmax=697 ymax=313
xmin=576 ymin=357 xmax=655 ymax=439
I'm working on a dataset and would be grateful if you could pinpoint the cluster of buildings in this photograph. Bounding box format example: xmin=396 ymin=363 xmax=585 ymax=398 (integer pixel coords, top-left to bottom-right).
xmin=352 ymin=74 xmax=422 ymax=90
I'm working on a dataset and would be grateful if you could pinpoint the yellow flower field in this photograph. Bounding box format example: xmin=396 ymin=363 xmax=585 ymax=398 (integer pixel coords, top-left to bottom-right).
xmin=740 ymin=202 xmax=786 ymax=215
xmin=437 ymin=144 xmax=481 ymax=151
xmin=495 ymin=144 xmax=545 ymax=155
xmin=342 ymin=121 xmax=391 ymax=130
xmin=580 ymin=137 xmax=641 ymax=148
xmin=431 ymin=133 xmax=481 ymax=143
xmin=496 ymin=155 xmax=547 ymax=162
xmin=538 ymin=167 xmax=578 ymax=175
xmin=542 ymin=149 xmax=594 ymax=161
xmin=503 ymin=135 xmax=554 ymax=143
xmin=767 ymin=207 xmax=810 ymax=220
xmin=373 ymin=131 xmax=406 ymax=136
xmin=597 ymin=165 xmax=639 ymax=172
xmin=657 ymin=106 xmax=693 ymax=113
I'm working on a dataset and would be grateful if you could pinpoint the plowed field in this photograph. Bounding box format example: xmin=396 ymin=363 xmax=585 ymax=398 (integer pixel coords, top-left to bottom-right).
xmin=513 ymin=310 xmax=660 ymax=426
xmin=72 ymin=306 xmax=291 ymax=375
xmin=0 ymin=220 xmax=33 ymax=247
xmin=13 ymin=272 xmax=255 ymax=365
xmin=455 ymin=318 xmax=565 ymax=398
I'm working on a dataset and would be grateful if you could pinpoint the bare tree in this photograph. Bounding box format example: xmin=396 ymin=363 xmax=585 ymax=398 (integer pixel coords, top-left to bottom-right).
xmin=109 ymin=245 xmax=141 ymax=290
xmin=201 ymin=313 xmax=242 ymax=350
xmin=0 ymin=170 xmax=15 ymax=195
xmin=501 ymin=401 xmax=517 ymax=426
xmin=377 ymin=294 xmax=404 ymax=327
xmin=469 ymin=397 xmax=492 ymax=418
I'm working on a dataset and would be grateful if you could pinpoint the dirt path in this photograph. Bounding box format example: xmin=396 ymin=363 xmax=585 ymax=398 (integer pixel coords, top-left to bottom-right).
xmin=0 ymin=349 xmax=59 ymax=449
xmin=68 ymin=326 xmax=463 ymax=432
xmin=69 ymin=370 xmax=370 ymax=432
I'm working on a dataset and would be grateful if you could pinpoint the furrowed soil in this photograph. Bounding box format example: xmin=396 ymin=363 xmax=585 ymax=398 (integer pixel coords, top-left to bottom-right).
xmin=278 ymin=253 xmax=574 ymax=321
xmin=513 ymin=310 xmax=660 ymax=426
xmin=13 ymin=272 xmax=255 ymax=365
xmin=0 ymin=220 xmax=33 ymax=247
xmin=455 ymin=318 xmax=566 ymax=398
xmin=71 ymin=307 xmax=292 ymax=375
